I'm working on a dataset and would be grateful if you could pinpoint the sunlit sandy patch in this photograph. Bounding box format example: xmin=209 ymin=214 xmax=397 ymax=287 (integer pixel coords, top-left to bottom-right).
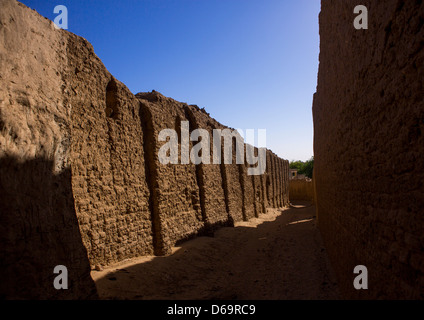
xmin=287 ymin=218 xmax=313 ymax=225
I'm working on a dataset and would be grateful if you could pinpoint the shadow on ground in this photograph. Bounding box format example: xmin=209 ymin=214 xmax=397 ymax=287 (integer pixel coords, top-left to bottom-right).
xmin=93 ymin=201 xmax=340 ymax=300
xmin=0 ymin=156 xmax=97 ymax=299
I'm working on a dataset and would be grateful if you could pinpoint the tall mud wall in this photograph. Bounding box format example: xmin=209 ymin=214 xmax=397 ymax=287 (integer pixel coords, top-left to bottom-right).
xmin=313 ymin=0 xmax=424 ymax=299
xmin=68 ymin=39 xmax=154 ymax=268
xmin=0 ymin=0 xmax=97 ymax=299
xmin=136 ymin=92 xmax=204 ymax=255
xmin=240 ymin=144 xmax=256 ymax=220
xmin=0 ymin=0 xmax=290 ymax=299
xmin=183 ymin=104 xmax=232 ymax=230
xmin=213 ymin=123 xmax=245 ymax=223
xmin=251 ymin=147 xmax=267 ymax=216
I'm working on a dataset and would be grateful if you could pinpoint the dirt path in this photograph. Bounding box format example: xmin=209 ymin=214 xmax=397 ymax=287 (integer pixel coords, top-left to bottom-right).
xmin=92 ymin=201 xmax=340 ymax=300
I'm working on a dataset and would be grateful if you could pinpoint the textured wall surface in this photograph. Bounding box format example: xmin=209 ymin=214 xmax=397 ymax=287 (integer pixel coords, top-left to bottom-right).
xmin=184 ymin=104 xmax=231 ymax=230
xmin=275 ymin=157 xmax=282 ymax=207
xmin=0 ymin=0 xmax=97 ymax=299
xmin=136 ymin=92 xmax=204 ymax=255
xmin=284 ymin=161 xmax=289 ymax=205
xmin=239 ymin=144 xmax=256 ymax=220
xmin=314 ymin=0 xmax=424 ymax=299
xmin=251 ymin=147 xmax=267 ymax=216
xmin=0 ymin=0 xmax=290 ymax=299
xmin=214 ymin=123 xmax=245 ymax=223
xmin=289 ymin=179 xmax=314 ymax=202
xmin=265 ymin=150 xmax=274 ymax=208
xmin=68 ymin=40 xmax=154 ymax=267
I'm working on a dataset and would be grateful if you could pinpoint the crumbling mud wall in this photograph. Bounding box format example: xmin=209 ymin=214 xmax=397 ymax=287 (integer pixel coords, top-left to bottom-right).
xmin=67 ymin=37 xmax=154 ymax=268
xmin=136 ymin=92 xmax=204 ymax=255
xmin=284 ymin=160 xmax=290 ymax=206
xmin=279 ymin=159 xmax=286 ymax=206
xmin=265 ymin=149 xmax=282 ymax=208
xmin=214 ymin=123 xmax=245 ymax=223
xmin=240 ymin=144 xmax=256 ymax=220
xmin=313 ymin=0 xmax=424 ymax=299
xmin=285 ymin=160 xmax=290 ymax=205
xmin=0 ymin=0 xmax=289 ymax=299
xmin=265 ymin=150 xmax=274 ymax=208
xmin=0 ymin=0 xmax=97 ymax=299
xmin=251 ymin=147 xmax=267 ymax=216
xmin=275 ymin=157 xmax=283 ymax=207
xmin=183 ymin=105 xmax=232 ymax=230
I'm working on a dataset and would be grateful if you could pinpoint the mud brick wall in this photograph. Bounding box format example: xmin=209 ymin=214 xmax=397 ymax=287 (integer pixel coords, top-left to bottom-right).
xmin=277 ymin=158 xmax=282 ymax=206
xmin=277 ymin=156 xmax=285 ymax=207
xmin=284 ymin=160 xmax=290 ymax=205
xmin=0 ymin=0 xmax=96 ymax=299
xmin=240 ymin=144 xmax=256 ymax=219
xmin=280 ymin=160 xmax=284 ymax=206
xmin=213 ymin=123 xmax=245 ymax=223
xmin=281 ymin=159 xmax=287 ymax=206
xmin=67 ymin=37 xmax=154 ymax=266
xmin=0 ymin=0 xmax=290 ymax=299
xmin=184 ymin=104 xmax=231 ymax=230
xmin=280 ymin=159 xmax=285 ymax=206
xmin=270 ymin=153 xmax=278 ymax=207
xmin=251 ymin=147 xmax=266 ymax=215
xmin=266 ymin=151 xmax=274 ymax=207
xmin=136 ymin=92 xmax=204 ymax=255
xmin=267 ymin=150 xmax=280 ymax=208
xmin=274 ymin=157 xmax=280 ymax=207
xmin=313 ymin=0 xmax=424 ymax=299
xmin=289 ymin=179 xmax=314 ymax=202
xmin=275 ymin=156 xmax=282 ymax=207
xmin=251 ymin=174 xmax=263 ymax=215
xmin=262 ymin=159 xmax=270 ymax=209
xmin=265 ymin=150 xmax=274 ymax=207
xmin=261 ymin=172 xmax=269 ymax=209
xmin=272 ymin=152 xmax=280 ymax=207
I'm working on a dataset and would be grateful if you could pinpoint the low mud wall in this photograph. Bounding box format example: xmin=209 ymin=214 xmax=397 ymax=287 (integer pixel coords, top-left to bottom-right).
xmin=289 ymin=179 xmax=314 ymax=202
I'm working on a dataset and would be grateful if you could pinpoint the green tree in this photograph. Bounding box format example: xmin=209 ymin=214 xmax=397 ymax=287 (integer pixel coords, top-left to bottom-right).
xmin=289 ymin=160 xmax=304 ymax=171
xmin=302 ymin=157 xmax=314 ymax=179
xmin=289 ymin=157 xmax=314 ymax=179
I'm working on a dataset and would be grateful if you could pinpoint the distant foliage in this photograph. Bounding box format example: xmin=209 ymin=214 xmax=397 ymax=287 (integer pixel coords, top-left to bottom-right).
xmin=289 ymin=157 xmax=314 ymax=179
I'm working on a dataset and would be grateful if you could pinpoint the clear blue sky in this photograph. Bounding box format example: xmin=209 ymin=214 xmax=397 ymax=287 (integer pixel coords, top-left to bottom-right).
xmin=20 ymin=0 xmax=320 ymax=162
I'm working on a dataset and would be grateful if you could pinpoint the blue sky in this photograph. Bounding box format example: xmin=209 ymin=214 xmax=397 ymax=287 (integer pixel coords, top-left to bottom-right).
xmin=20 ymin=0 xmax=320 ymax=162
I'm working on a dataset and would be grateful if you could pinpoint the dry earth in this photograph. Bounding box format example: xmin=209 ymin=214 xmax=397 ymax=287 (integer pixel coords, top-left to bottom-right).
xmin=92 ymin=201 xmax=340 ymax=300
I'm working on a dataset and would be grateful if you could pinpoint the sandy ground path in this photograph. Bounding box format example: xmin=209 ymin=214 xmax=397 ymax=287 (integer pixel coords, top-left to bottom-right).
xmin=92 ymin=201 xmax=340 ymax=300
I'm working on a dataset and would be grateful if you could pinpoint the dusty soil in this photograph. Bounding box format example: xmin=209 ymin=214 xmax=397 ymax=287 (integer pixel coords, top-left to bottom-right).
xmin=92 ymin=201 xmax=340 ymax=300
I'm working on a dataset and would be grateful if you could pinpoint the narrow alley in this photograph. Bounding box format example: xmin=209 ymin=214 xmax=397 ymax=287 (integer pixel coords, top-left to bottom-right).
xmin=93 ymin=201 xmax=340 ymax=300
